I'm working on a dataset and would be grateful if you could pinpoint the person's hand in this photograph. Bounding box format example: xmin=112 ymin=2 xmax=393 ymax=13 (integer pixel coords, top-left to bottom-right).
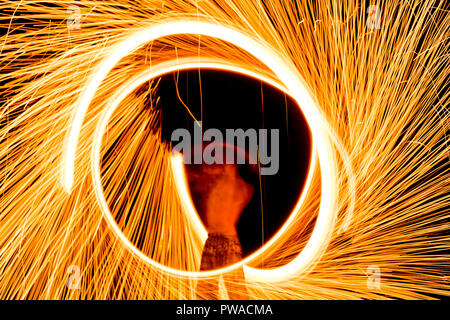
xmin=204 ymin=164 xmax=254 ymax=235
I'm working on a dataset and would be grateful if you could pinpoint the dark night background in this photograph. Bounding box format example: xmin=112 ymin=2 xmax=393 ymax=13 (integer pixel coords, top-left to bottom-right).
xmin=156 ymin=69 xmax=312 ymax=257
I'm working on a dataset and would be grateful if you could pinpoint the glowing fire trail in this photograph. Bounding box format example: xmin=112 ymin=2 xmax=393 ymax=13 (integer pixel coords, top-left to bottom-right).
xmin=0 ymin=0 xmax=448 ymax=299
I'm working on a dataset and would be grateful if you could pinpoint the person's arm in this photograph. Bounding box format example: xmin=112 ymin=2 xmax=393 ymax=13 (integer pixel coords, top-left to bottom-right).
xmin=196 ymin=164 xmax=254 ymax=299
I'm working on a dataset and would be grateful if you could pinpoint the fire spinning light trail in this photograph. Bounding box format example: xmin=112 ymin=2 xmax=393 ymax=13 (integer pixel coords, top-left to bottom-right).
xmin=0 ymin=0 xmax=448 ymax=299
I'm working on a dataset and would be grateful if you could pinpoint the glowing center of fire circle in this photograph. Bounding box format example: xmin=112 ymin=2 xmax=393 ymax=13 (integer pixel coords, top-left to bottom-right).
xmin=62 ymin=20 xmax=337 ymax=282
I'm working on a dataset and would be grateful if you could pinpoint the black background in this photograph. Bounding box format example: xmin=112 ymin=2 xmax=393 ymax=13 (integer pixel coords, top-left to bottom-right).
xmin=157 ymin=69 xmax=312 ymax=256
